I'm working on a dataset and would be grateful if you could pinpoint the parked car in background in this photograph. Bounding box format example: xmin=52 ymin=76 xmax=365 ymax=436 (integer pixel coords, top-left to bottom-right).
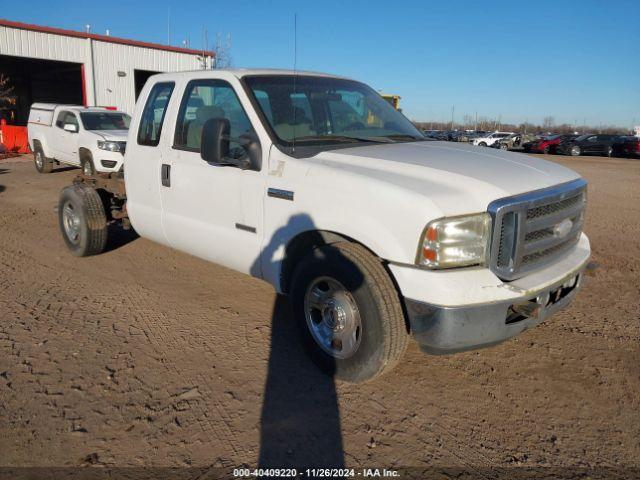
xmin=613 ymin=136 xmax=640 ymax=158
xmin=453 ymin=130 xmax=487 ymax=143
xmin=28 ymin=104 xmax=130 ymax=174
xmin=472 ymin=131 xmax=514 ymax=147
xmin=556 ymin=134 xmax=620 ymax=157
xmin=524 ymin=134 xmax=578 ymax=154
xmin=422 ymin=130 xmax=444 ymax=139
xmin=492 ymin=133 xmax=539 ymax=151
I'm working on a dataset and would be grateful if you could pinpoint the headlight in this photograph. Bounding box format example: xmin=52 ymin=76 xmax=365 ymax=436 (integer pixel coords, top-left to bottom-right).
xmin=97 ymin=140 xmax=126 ymax=152
xmin=417 ymin=213 xmax=492 ymax=268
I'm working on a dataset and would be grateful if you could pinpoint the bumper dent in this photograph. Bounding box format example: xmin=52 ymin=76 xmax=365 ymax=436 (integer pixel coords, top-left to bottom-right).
xmin=405 ymin=268 xmax=585 ymax=355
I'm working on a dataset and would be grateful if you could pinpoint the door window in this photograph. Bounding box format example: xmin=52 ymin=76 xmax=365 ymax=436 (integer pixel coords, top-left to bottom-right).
xmin=56 ymin=111 xmax=78 ymax=129
xmin=173 ymin=79 xmax=255 ymax=153
xmin=137 ymin=82 xmax=175 ymax=146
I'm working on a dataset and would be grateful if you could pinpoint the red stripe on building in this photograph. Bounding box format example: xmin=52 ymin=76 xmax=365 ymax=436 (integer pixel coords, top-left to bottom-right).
xmin=0 ymin=18 xmax=215 ymax=57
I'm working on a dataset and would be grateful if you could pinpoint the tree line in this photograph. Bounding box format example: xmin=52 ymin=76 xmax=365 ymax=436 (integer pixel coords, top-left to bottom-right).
xmin=413 ymin=116 xmax=631 ymax=135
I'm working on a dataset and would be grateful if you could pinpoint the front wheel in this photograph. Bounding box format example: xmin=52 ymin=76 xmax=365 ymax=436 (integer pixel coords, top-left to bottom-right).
xmin=605 ymin=146 xmax=613 ymax=157
xmin=290 ymin=242 xmax=409 ymax=383
xmin=499 ymin=143 xmax=509 ymax=150
xmin=570 ymin=145 xmax=581 ymax=156
xmin=58 ymin=184 xmax=107 ymax=256
xmin=543 ymin=145 xmax=550 ymax=154
xmin=81 ymin=154 xmax=96 ymax=176
xmin=478 ymin=142 xmax=487 ymax=147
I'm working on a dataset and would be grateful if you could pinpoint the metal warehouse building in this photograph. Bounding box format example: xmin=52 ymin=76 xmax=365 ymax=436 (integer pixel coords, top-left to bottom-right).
xmin=0 ymin=18 xmax=214 ymax=127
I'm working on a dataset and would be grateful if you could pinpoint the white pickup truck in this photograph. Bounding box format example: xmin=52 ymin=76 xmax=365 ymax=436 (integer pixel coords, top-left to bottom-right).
xmin=28 ymin=104 xmax=130 ymax=175
xmin=57 ymin=69 xmax=590 ymax=383
xmin=472 ymin=131 xmax=515 ymax=147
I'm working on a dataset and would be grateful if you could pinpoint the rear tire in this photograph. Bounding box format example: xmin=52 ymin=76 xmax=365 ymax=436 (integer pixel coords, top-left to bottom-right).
xmin=290 ymin=242 xmax=409 ymax=383
xmin=543 ymin=145 xmax=550 ymax=154
xmin=500 ymin=143 xmax=508 ymax=150
xmin=570 ymin=145 xmax=581 ymax=156
xmin=605 ymin=146 xmax=613 ymax=157
xmin=478 ymin=142 xmax=487 ymax=147
xmin=58 ymin=184 xmax=107 ymax=257
xmin=33 ymin=145 xmax=53 ymax=173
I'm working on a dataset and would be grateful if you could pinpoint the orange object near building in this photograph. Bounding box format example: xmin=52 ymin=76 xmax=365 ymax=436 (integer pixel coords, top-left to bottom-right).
xmin=0 ymin=120 xmax=30 ymax=154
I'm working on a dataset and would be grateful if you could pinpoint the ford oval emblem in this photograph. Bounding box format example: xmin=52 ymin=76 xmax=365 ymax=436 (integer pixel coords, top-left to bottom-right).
xmin=553 ymin=218 xmax=573 ymax=239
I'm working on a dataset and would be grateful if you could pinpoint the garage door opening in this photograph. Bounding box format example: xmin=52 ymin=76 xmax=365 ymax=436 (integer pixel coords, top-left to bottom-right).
xmin=134 ymin=69 xmax=161 ymax=100
xmin=0 ymin=54 xmax=84 ymax=127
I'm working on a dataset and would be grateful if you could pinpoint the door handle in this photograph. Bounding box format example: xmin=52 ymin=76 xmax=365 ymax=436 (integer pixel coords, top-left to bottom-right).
xmin=161 ymin=164 xmax=171 ymax=187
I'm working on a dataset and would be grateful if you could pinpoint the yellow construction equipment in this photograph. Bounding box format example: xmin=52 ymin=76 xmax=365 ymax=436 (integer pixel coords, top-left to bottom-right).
xmin=381 ymin=94 xmax=401 ymax=110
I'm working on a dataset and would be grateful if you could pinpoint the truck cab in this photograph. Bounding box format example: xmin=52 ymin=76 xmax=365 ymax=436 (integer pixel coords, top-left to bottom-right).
xmin=57 ymin=69 xmax=590 ymax=383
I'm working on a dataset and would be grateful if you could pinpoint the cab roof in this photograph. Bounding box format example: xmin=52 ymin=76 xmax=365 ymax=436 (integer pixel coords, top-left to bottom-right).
xmin=146 ymin=68 xmax=351 ymax=82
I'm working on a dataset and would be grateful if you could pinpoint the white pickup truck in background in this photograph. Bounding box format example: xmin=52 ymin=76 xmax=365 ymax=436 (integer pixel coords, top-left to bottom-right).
xmin=27 ymin=104 xmax=130 ymax=175
xmin=56 ymin=69 xmax=590 ymax=383
xmin=472 ymin=131 xmax=515 ymax=147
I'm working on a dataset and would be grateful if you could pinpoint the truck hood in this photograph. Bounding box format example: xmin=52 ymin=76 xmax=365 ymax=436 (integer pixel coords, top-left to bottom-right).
xmin=310 ymin=141 xmax=581 ymax=216
xmin=89 ymin=130 xmax=129 ymax=141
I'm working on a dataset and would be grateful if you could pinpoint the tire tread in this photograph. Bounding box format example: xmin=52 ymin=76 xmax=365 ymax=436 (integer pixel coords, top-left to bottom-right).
xmin=319 ymin=242 xmax=408 ymax=381
xmin=59 ymin=184 xmax=107 ymax=256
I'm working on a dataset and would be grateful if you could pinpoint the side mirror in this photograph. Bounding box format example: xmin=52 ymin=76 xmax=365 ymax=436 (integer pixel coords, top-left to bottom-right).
xmin=201 ymin=118 xmax=230 ymax=164
xmin=64 ymin=123 xmax=78 ymax=133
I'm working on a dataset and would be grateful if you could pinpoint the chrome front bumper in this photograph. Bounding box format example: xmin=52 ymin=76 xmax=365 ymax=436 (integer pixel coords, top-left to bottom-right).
xmin=405 ymin=266 xmax=585 ymax=355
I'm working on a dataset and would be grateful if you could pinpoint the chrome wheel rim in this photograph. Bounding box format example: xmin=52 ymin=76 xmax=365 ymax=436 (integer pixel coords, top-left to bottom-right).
xmin=62 ymin=201 xmax=81 ymax=244
xmin=83 ymin=161 xmax=92 ymax=175
xmin=35 ymin=151 xmax=43 ymax=169
xmin=571 ymin=146 xmax=580 ymax=155
xmin=304 ymin=276 xmax=362 ymax=359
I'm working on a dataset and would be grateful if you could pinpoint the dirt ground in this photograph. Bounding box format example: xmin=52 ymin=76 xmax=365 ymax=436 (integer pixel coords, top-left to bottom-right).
xmin=0 ymin=153 xmax=639 ymax=478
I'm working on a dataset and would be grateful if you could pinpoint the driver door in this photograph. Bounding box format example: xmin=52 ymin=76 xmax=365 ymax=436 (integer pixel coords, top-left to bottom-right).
xmin=52 ymin=111 xmax=80 ymax=164
xmin=160 ymin=79 xmax=265 ymax=276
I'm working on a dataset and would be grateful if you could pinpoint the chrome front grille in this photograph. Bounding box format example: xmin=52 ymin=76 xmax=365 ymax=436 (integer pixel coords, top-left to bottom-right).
xmin=488 ymin=179 xmax=587 ymax=281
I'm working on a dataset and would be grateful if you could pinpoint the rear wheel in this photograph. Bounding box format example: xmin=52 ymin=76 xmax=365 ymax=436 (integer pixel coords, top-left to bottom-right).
xmin=542 ymin=145 xmax=550 ymax=154
xmin=478 ymin=142 xmax=487 ymax=147
xmin=33 ymin=145 xmax=53 ymax=173
xmin=570 ymin=145 xmax=581 ymax=156
xmin=605 ymin=145 xmax=613 ymax=157
xmin=58 ymin=184 xmax=107 ymax=256
xmin=499 ymin=143 xmax=509 ymax=150
xmin=290 ymin=242 xmax=409 ymax=383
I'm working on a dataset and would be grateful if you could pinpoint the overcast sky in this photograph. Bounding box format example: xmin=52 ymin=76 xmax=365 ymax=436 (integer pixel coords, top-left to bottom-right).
xmin=8 ymin=0 xmax=640 ymax=127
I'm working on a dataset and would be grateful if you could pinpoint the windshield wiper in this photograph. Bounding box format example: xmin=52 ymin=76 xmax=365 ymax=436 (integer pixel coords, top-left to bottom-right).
xmin=383 ymin=134 xmax=424 ymax=141
xmin=293 ymin=135 xmax=394 ymax=144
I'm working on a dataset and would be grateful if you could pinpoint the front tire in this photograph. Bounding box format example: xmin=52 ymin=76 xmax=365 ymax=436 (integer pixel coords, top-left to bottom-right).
xmin=500 ymin=143 xmax=508 ymax=150
xmin=478 ymin=142 xmax=487 ymax=147
xmin=605 ymin=146 xmax=613 ymax=157
xmin=290 ymin=242 xmax=408 ymax=383
xmin=543 ymin=145 xmax=550 ymax=154
xmin=33 ymin=145 xmax=53 ymax=173
xmin=570 ymin=145 xmax=581 ymax=156
xmin=58 ymin=184 xmax=107 ymax=256
xmin=81 ymin=153 xmax=96 ymax=176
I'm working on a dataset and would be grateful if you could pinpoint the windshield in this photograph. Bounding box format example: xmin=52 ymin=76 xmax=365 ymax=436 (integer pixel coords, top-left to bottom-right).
xmin=80 ymin=112 xmax=131 ymax=131
xmin=243 ymin=75 xmax=422 ymax=146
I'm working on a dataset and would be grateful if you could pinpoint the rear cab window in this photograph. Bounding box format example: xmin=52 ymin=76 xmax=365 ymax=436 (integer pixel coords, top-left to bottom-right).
xmin=138 ymin=82 xmax=175 ymax=146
